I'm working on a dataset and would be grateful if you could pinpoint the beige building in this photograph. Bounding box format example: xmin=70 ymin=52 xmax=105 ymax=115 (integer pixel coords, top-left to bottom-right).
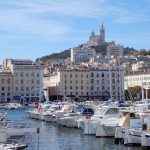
xmin=3 ymin=59 xmax=44 ymax=102
xmin=107 ymin=42 xmax=124 ymax=58
xmin=0 ymin=69 xmax=13 ymax=102
xmin=44 ymin=64 xmax=125 ymax=101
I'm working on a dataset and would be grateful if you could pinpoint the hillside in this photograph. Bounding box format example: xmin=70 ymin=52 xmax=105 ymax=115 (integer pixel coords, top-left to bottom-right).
xmin=36 ymin=45 xmax=137 ymax=62
xmin=36 ymin=49 xmax=71 ymax=62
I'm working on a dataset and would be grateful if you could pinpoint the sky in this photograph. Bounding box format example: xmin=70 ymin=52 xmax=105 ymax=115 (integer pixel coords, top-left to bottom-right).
xmin=0 ymin=0 xmax=150 ymax=63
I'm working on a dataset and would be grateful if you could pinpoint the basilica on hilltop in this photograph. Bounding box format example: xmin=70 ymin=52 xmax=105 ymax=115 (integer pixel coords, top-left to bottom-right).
xmin=86 ymin=22 xmax=105 ymax=47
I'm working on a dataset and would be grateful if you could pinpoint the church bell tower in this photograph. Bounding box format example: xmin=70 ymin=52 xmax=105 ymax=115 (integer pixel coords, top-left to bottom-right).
xmin=99 ymin=21 xmax=105 ymax=44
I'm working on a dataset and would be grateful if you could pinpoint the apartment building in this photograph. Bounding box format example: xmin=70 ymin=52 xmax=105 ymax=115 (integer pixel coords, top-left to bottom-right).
xmin=43 ymin=64 xmax=125 ymax=101
xmin=0 ymin=69 xmax=13 ymax=102
xmin=3 ymin=59 xmax=44 ymax=102
xmin=71 ymin=47 xmax=96 ymax=63
xmin=125 ymin=69 xmax=150 ymax=99
xmin=107 ymin=42 xmax=124 ymax=58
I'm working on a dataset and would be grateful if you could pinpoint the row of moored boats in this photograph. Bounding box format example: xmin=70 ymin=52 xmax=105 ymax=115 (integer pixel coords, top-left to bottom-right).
xmin=27 ymin=99 xmax=150 ymax=149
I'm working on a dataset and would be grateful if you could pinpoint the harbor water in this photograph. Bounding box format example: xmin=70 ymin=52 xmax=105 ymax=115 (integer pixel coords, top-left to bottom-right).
xmin=5 ymin=109 xmax=141 ymax=150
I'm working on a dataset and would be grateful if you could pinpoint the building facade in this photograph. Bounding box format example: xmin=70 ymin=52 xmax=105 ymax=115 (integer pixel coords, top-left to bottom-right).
xmin=44 ymin=65 xmax=125 ymax=101
xmin=125 ymin=69 xmax=150 ymax=99
xmin=0 ymin=69 xmax=13 ymax=102
xmin=3 ymin=59 xmax=44 ymax=102
xmin=71 ymin=48 xmax=96 ymax=63
xmin=107 ymin=43 xmax=124 ymax=58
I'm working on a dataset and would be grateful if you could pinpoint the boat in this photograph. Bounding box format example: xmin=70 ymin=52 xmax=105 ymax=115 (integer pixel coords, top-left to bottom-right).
xmin=84 ymin=106 xmax=122 ymax=135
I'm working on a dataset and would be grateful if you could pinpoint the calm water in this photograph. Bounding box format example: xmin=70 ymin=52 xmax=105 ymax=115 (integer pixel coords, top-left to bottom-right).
xmin=4 ymin=109 xmax=141 ymax=150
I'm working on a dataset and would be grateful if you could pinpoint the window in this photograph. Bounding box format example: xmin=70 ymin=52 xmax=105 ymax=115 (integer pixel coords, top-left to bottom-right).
xmin=75 ymin=74 xmax=78 ymax=78
xmin=8 ymin=87 xmax=11 ymax=91
xmin=26 ymin=87 xmax=29 ymax=91
xmin=7 ymin=79 xmax=10 ymax=84
xmin=21 ymin=80 xmax=24 ymax=84
xmin=7 ymin=93 xmax=10 ymax=96
xmin=112 ymin=73 xmax=115 ymax=77
xmin=76 ymin=86 xmax=78 ymax=90
xmin=37 ymin=80 xmax=40 ymax=84
xmin=15 ymin=73 xmax=18 ymax=77
xmin=102 ymin=73 xmax=104 ymax=77
xmin=37 ymin=73 xmax=40 ymax=77
xmin=81 ymin=86 xmax=83 ymax=90
xmin=112 ymin=79 xmax=115 ymax=83
xmin=91 ymin=72 xmax=94 ymax=77
xmin=21 ymin=72 xmax=24 ymax=77
xmin=91 ymin=86 xmax=94 ymax=90
xmin=1 ymin=93 xmax=5 ymax=96
xmin=70 ymin=81 xmax=72 ymax=84
xmin=81 ymin=74 xmax=83 ymax=78
xmin=31 ymin=79 xmax=34 ymax=84
xmin=15 ymin=87 xmax=18 ymax=91
xmin=70 ymin=86 xmax=72 ymax=89
xmin=97 ymin=74 xmax=99 ymax=77
xmin=91 ymin=79 xmax=94 ymax=83
xmin=1 ymin=87 xmax=4 ymax=91
xmin=70 ymin=74 xmax=72 ymax=78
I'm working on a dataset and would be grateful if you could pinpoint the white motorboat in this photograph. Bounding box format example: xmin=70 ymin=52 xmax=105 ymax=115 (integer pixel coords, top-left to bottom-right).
xmin=84 ymin=106 xmax=122 ymax=135
xmin=114 ymin=109 xmax=143 ymax=145
xmin=140 ymin=112 xmax=150 ymax=149
xmin=57 ymin=105 xmax=94 ymax=128
xmin=0 ymin=143 xmax=28 ymax=150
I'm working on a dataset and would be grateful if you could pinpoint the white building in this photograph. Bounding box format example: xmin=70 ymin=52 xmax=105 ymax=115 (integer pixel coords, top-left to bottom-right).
xmin=125 ymin=69 xmax=150 ymax=99
xmin=3 ymin=59 xmax=44 ymax=102
xmin=132 ymin=61 xmax=150 ymax=71
xmin=71 ymin=47 xmax=96 ymax=63
xmin=107 ymin=42 xmax=124 ymax=58
xmin=43 ymin=64 xmax=125 ymax=101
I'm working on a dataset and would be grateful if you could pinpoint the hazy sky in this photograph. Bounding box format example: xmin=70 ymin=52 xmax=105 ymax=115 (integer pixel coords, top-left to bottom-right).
xmin=0 ymin=0 xmax=150 ymax=63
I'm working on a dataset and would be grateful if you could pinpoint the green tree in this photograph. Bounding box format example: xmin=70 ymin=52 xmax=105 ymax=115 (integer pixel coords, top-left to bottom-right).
xmin=138 ymin=49 xmax=148 ymax=56
xmin=128 ymin=86 xmax=141 ymax=98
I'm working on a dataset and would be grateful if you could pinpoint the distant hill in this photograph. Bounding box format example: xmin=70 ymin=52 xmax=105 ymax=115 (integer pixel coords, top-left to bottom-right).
xmin=36 ymin=45 xmax=138 ymax=62
xmin=36 ymin=49 xmax=71 ymax=62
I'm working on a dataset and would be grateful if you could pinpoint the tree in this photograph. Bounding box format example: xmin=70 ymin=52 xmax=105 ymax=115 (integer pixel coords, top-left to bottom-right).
xmin=128 ymin=86 xmax=141 ymax=99
xmin=138 ymin=49 xmax=148 ymax=56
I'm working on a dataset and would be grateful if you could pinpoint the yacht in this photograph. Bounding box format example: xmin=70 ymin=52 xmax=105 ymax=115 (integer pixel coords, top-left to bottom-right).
xmin=84 ymin=106 xmax=122 ymax=135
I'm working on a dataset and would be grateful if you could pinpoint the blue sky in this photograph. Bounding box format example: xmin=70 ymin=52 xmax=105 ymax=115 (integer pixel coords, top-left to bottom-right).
xmin=0 ymin=0 xmax=150 ymax=63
